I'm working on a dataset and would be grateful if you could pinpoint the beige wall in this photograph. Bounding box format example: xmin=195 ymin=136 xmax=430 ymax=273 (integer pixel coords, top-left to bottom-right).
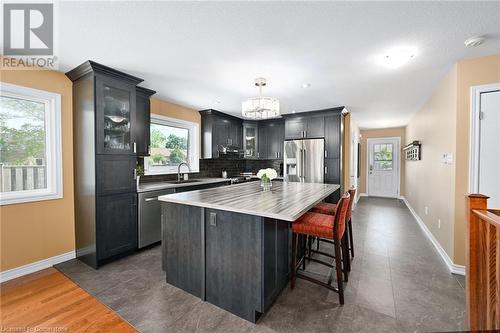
xmin=359 ymin=127 xmax=406 ymax=195
xmin=0 ymin=70 xmax=75 ymax=272
xmin=405 ymin=65 xmax=458 ymax=261
xmin=453 ymin=54 xmax=500 ymax=265
xmin=0 ymin=74 xmax=201 ymax=273
xmin=150 ymin=98 xmax=200 ymax=125
xmin=405 ymin=53 xmax=500 ymax=266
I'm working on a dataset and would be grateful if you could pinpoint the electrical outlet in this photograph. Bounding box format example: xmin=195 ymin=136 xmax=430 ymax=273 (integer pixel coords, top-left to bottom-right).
xmin=425 ymin=206 xmax=429 ymax=215
xmin=438 ymin=219 xmax=441 ymax=229
xmin=209 ymin=212 xmax=217 ymax=226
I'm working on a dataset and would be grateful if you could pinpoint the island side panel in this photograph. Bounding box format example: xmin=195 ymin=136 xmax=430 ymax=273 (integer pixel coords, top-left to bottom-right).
xmin=263 ymin=218 xmax=290 ymax=311
xmin=205 ymin=209 xmax=263 ymax=322
xmin=162 ymin=202 xmax=203 ymax=298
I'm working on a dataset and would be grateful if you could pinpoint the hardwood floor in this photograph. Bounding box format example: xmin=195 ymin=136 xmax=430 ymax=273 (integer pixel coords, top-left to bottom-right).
xmin=0 ymin=267 xmax=137 ymax=332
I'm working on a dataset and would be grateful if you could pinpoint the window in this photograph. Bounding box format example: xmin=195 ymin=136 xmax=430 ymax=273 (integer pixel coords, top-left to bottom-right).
xmin=373 ymin=143 xmax=393 ymax=170
xmin=0 ymin=82 xmax=62 ymax=205
xmin=144 ymin=114 xmax=199 ymax=175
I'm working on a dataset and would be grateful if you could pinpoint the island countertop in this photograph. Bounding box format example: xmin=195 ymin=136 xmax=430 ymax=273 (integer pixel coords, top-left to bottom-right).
xmin=158 ymin=181 xmax=340 ymax=221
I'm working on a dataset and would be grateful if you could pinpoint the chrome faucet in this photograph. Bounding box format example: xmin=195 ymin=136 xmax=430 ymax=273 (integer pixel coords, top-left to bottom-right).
xmin=177 ymin=162 xmax=191 ymax=182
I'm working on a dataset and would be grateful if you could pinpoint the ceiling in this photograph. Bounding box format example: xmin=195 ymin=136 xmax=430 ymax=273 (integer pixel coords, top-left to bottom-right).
xmin=56 ymin=1 xmax=500 ymax=128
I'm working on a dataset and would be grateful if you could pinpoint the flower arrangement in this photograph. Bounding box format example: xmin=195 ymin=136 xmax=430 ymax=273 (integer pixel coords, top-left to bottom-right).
xmin=257 ymin=168 xmax=277 ymax=191
xmin=257 ymin=168 xmax=278 ymax=182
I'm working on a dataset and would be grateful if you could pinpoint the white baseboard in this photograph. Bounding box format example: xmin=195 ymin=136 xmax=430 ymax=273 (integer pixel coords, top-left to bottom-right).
xmin=359 ymin=193 xmax=368 ymax=197
xmin=0 ymin=251 xmax=76 ymax=283
xmin=400 ymin=196 xmax=465 ymax=276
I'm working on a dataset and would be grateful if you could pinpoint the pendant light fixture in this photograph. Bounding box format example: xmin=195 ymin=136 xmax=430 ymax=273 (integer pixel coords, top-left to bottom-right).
xmin=242 ymin=78 xmax=280 ymax=119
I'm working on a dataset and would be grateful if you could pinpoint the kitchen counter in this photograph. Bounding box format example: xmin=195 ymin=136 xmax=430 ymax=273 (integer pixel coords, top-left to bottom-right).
xmin=158 ymin=181 xmax=339 ymax=221
xmin=137 ymin=178 xmax=230 ymax=193
xmin=160 ymin=180 xmax=339 ymax=322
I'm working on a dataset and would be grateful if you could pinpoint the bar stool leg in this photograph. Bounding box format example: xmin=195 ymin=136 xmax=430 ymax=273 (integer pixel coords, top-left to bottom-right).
xmin=334 ymin=238 xmax=344 ymax=304
xmin=302 ymin=236 xmax=307 ymax=270
xmin=307 ymin=236 xmax=312 ymax=263
xmin=341 ymin=234 xmax=350 ymax=280
xmin=348 ymin=218 xmax=354 ymax=258
xmin=291 ymin=233 xmax=297 ymax=290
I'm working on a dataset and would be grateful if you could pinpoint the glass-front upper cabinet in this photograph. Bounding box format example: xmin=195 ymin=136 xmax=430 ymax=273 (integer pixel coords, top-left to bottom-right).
xmin=96 ymin=76 xmax=136 ymax=154
xmin=243 ymin=122 xmax=258 ymax=158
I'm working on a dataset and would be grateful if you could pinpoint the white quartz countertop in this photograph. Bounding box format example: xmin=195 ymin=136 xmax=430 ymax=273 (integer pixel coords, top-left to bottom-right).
xmin=158 ymin=181 xmax=340 ymax=221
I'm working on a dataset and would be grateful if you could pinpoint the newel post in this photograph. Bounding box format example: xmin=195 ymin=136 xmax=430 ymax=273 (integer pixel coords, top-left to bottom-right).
xmin=466 ymin=193 xmax=489 ymax=330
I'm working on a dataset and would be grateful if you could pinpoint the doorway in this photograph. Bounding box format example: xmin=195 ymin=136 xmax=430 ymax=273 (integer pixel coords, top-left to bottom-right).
xmin=470 ymin=84 xmax=500 ymax=207
xmin=367 ymin=137 xmax=400 ymax=198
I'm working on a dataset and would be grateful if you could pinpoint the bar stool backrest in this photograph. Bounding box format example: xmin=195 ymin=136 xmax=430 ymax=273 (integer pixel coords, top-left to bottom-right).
xmin=346 ymin=187 xmax=357 ymax=222
xmin=333 ymin=192 xmax=351 ymax=240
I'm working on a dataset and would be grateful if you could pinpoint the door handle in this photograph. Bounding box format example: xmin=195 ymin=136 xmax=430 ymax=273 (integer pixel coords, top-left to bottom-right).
xmin=145 ymin=197 xmax=158 ymax=202
xmin=325 ymin=166 xmax=328 ymax=174
xmin=133 ymin=168 xmax=137 ymax=180
xmin=303 ymin=148 xmax=306 ymax=181
xmin=133 ymin=142 xmax=137 ymax=153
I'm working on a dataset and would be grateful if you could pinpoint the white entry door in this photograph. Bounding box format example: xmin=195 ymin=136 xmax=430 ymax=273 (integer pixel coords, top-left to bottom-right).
xmin=478 ymin=89 xmax=500 ymax=207
xmin=367 ymin=138 xmax=400 ymax=198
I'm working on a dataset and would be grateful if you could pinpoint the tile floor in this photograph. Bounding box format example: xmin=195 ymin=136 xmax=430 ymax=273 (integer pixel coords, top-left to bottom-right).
xmin=56 ymin=197 xmax=466 ymax=332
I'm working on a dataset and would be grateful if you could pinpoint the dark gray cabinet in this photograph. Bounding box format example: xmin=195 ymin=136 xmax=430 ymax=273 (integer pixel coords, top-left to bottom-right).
xmin=257 ymin=119 xmax=284 ymax=159
xmin=284 ymin=118 xmax=306 ymax=139
xmin=67 ymin=61 xmax=145 ymax=268
xmin=199 ymin=109 xmax=243 ymax=158
xmin=243 ymin=122 xmax=258 ymax=158
xmin=324 ymin=114 xmax=341 ymax=159
xmin=96 ymin=155 xmax=136 ymax=196
xmin=306 ymin=116 xmax=325 ymax=138
xmin=95 ymin=75 xmax=137 ymax=155
xmin=285 ymin=115 xmax=324 ymax=139
xmin=135 ymin=86 xmax=156 ymax=156
xmin=97 ymin=192 xmax=137 ymax=260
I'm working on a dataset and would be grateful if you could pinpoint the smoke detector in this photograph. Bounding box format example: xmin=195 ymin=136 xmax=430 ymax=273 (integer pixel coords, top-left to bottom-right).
xmin=464 ymin=36 xmax=486 ymax=48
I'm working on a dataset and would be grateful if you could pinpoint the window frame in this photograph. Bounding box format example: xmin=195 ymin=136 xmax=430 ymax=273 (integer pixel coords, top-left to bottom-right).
xmin=145 ymin=114 xmax=199 ymax=175
xmin=0 ymin=82 xmax=63 ymax=206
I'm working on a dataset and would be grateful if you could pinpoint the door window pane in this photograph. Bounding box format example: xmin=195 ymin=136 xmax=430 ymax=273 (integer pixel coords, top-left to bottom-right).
xmin=0 ymin=95 xmax=47 ymax=191
xmin=373 ymin=143 xmax=393 ymax=170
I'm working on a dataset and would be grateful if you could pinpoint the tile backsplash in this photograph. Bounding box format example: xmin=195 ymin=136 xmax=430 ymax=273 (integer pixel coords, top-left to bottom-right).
xmin=140 ymin=157 xmax=282 ymax=183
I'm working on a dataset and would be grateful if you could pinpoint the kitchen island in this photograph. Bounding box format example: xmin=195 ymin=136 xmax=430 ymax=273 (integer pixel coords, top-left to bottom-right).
xmin=159 ymin=181 xmax=340 ymax=322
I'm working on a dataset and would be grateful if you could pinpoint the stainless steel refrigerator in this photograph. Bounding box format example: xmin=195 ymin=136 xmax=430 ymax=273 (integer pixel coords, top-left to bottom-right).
xmin=284 ymin=139 xmax=324 ymax=183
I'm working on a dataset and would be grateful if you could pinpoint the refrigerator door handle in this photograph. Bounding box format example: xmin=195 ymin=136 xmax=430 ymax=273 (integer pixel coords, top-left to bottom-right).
xmin=302 ymin=148 xmax=306 ymax=183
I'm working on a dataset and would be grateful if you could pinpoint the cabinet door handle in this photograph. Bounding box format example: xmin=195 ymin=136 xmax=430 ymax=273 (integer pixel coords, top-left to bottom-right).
xmin=325 ymin=150 xmax=328 ymax=158
xmin=145 ymin=197 xmax=158 ymax=202
xmin=133 ymin=142 xmax=137 ymax=153
xmin=325 ymin=166 xmax=328 ymax=174
xmin=133 ymin=168 xmax=137 ymax=180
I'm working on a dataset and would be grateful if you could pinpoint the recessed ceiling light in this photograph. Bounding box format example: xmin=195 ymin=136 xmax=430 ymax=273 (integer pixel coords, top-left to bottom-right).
xmin=464 ymin=35 xmax=486 ymax=48
xmin=376 ymin=46 xmax=417 ymax=69
xmin=302 ymin=83 xmax=311 ymax=88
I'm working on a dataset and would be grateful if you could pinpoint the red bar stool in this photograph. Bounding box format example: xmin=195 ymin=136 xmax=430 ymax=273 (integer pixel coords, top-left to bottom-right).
xmin=312 ymin=187 xmax=356 ymax=260
xmin=290 ymin=192 xmax=351 ymax=304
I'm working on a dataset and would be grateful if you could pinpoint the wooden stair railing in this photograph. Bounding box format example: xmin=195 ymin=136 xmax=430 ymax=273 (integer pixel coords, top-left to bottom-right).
xmin=466 ymin=194 xmax=500 ymax=331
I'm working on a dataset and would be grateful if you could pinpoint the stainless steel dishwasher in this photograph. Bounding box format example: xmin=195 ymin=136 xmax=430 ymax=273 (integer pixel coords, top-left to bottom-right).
xmin=138 ymin=188 xmax=174 ymax=248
